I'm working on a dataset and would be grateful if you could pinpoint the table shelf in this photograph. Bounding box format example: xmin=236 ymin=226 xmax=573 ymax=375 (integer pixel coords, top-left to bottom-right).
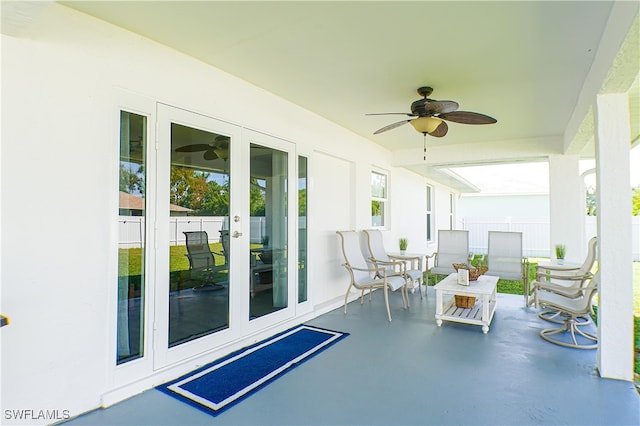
xmin=438 ymin=297 xmax=497 ymax=328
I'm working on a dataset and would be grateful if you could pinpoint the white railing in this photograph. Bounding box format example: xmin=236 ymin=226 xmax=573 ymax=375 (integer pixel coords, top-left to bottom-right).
xmin=460 ymin=216 xmax=640 ymax=260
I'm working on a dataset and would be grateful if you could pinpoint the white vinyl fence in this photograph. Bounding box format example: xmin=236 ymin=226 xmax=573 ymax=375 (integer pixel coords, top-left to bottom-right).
xmin=118 ymin=216 xmax=267 ymax=247
xmin=459 ymin=216 xmax=640 ymax=260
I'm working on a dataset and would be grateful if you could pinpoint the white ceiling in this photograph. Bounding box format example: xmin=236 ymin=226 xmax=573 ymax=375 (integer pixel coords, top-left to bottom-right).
xmin=51 ymin=1 xmax=640 ymax=187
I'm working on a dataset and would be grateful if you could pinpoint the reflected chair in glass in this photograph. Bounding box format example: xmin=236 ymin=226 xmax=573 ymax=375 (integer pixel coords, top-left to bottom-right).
xmin=183 ymin=230 xmax=228 ymax=291
xmin=250 ymin=249 xmax=275 ymax=298
xmin=484 ymin=231 xmax=529 ymax=304
xmin=426 ymin=230 xmax=469 ymax=284
xmin=336 ymin=230 xmax=408 ymax=322
xmin=363 ymin=229 xmax=424 ymax=298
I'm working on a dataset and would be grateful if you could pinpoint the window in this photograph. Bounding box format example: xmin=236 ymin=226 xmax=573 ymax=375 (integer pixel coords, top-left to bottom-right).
xmin=449 ymin=192 xmax=455 ymax=229
xmin=371 ymin=170 xmax=388 ymax=227
xmin=426 ymin=185 xmax=433 ymax=241
xmin=117 ymin=110 xmax=147 ymax=364
xmin=298 ymin=156 xmax=308 ymax=303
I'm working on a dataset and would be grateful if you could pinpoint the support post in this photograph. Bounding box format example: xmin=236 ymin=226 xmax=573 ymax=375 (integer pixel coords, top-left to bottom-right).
xmin=548 ymin=154 xmax=585 ymax=263
xmin=595 ymin=92 xmax=633 ymax=381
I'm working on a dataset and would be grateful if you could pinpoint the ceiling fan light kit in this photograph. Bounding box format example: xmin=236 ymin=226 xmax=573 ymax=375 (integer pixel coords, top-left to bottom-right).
xmin=410 ymin=116 xmax=442 ymax=134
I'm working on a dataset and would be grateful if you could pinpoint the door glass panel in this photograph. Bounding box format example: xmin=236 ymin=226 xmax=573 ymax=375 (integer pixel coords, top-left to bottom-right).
xmin=169 ymin=123 xmax=230 ymax=347
xmin=249 ymin=143 xmax=288 ymax=319
xmin=117 ymin=111 xmax=147 ymax=364
xmin=298 ymin=156 xmax=308 ymax=303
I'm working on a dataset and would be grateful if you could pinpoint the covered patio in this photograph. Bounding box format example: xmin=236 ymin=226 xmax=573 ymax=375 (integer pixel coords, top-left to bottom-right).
xmin=2 ymin=1 xmax=639 ymax=421
xmin=65 ymin=289 xmax=639 ymax=425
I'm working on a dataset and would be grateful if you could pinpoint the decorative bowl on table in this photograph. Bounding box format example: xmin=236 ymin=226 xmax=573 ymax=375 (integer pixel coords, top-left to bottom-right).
xmin=452 ymin=263 xmax=488 ymax=281
xmin=452 ymin=263 xmax=489 ymax=308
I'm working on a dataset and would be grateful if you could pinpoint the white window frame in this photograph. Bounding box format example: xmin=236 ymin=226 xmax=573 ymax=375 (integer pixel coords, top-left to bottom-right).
xmin=426 ymin=184 xmax=434 ymax=241
xmin=371 ymin=169 xmax=389 ymax=229
xmin=449 ymin=192 xmax=455 ymax=229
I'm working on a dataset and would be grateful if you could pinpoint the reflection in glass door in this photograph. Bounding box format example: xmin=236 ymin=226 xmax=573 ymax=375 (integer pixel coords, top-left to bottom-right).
xmin=168 ymin=123 xmax=231 ymax=346
xmin=249 ymin=143 xmax=288 ymax=319
xmin=117 ymin=110 xmax=147 ymax=364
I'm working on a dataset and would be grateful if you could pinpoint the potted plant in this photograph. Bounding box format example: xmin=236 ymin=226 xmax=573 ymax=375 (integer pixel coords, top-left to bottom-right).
xmin=261 ymin=235 xmax=270 ymax=247
xmin=555 ymin=244 xmax=566 ymax=264
xmin=399 ymin=238 xmax=408 ymax=254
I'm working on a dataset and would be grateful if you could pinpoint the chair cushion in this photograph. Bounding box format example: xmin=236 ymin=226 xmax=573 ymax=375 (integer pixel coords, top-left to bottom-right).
xmin=384 ymin=275 xmax=407 ymax=291
xmin=406 ymin=269 xmax=423 ymax=281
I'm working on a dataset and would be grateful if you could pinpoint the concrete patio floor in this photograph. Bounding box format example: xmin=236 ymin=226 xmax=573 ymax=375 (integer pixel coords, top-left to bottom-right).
xmin=63 ymin=287 xmax=639 ymax=425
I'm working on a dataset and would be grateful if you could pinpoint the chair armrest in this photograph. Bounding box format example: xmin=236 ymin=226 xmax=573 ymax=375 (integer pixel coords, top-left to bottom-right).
xmin=343 ymin=263 xmax=385 ymax=274
xmin=536 ymin=264 xmax=580 ymax=273
xmin=388 ymin=254 xmax=421 ymax=261
xmin=368 ymin=257 xmax=407 ymax=276
xmin=535 ymin=271 xmax=592 ymax=281
xmin=369 ymin=257 xmax=405 ymax=267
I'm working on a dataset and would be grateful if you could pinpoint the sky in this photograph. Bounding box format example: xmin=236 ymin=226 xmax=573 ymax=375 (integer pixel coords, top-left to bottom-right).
xmin=452 ymin=145 xmax=640 ymax=194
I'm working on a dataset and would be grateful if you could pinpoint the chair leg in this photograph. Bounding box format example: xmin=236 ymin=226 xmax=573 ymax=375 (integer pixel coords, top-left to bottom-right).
xmin=344 ymin=283 xmax=354 ymax=315
xmin=538 ymin=309 xmax=591 ymax=326
xmin=540 ymin=317 xmax=597 ymax=349
xmin=402 ymin=285 xmax=409 ymax=309
xmin=383 ymin=286 xmax=392 ymax=322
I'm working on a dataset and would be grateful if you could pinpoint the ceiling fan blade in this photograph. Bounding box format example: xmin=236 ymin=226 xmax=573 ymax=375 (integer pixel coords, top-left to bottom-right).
xmin=175 ymin=144 xmax=212 ymax=152
xmin=366 ymin=112 xmax=415 ymax=117
xmin=203 ymin=149 xmax=219 ymax=160
xmin=439 ymin=111 xmax=497 ymax=125
xmin=373 ymin=119 xmax=411 ymax=135
xmin=429 ymin=121 xmax=448 ymax=137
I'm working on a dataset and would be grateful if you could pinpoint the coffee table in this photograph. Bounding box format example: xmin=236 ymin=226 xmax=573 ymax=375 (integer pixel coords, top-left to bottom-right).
xmin=434 ymin=273 xmax=499 ymax=334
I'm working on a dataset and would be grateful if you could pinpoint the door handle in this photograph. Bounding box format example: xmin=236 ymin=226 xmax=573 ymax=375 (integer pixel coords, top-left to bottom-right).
xmin=232 ymin=231 xmax=243 ymax=238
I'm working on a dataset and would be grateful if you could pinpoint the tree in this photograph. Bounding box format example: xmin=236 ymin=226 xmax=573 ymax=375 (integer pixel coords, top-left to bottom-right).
xmin=585 ymin=186 xmax=597 ymax=216
xmin=119 ymin=162 xmax=144 ymax=194
xmin=200 ymin=179 xmax=230 ymax=216
xmin=298 ymin=188 xmax=307 ymax=215
xmin=585 ymin=185 xmax=640 ymax=216
xmin=170 ymin=167 xmax=208 ymax=210
xmin=250 ymin=178 xmax=266 ymax=216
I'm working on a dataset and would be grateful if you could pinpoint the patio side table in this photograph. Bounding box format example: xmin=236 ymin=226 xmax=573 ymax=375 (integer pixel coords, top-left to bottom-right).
xmin=387 ymin=251 xmax=424 ymax=295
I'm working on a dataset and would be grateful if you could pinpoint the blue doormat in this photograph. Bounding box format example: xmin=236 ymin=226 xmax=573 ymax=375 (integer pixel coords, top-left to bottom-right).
xmin=157 ymin=325 xmax=348 ymax=416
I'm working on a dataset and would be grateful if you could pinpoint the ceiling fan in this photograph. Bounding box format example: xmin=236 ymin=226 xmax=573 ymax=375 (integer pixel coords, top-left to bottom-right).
xmin=174 ymin=135 xmax=230 ymax=160
xmin=367 ymin=86 xmax=497 ymax=138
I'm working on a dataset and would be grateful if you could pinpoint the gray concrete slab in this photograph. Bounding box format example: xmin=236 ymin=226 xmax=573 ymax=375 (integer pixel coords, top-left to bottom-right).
xmin=63 ymin=288 xmax=639 ymax=425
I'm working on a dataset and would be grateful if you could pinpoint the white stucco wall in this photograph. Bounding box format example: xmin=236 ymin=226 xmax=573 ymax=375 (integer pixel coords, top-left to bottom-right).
xmin=0 ymin=4 xmax=460 ymax=420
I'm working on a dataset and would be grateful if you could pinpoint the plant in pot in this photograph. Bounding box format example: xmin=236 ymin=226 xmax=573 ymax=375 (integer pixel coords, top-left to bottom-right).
xmin=399 ymin=238 xmax=408 ymax=254
xmin=555 ymin=244 xmax=566 ymax=264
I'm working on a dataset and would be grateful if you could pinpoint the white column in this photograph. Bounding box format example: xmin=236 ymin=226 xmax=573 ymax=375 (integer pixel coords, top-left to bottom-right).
xmin=595 ymin=93 xmax=633 ymax=381
xmin=548 ymin=154 xmax=585 ymax=263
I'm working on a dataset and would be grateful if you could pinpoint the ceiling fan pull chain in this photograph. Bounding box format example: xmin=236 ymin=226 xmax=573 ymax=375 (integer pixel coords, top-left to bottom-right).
xmin=423 ymin=133 xmax=427 ymax=161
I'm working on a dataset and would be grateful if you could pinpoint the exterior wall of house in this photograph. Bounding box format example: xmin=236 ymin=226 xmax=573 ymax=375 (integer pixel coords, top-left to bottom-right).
xmin=0 ymin=4 xmax=459 ymax=420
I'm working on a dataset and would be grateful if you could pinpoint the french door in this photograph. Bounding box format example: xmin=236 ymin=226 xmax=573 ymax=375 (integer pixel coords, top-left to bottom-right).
xmin=153 ymin=105 xmax=295 ymax=368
